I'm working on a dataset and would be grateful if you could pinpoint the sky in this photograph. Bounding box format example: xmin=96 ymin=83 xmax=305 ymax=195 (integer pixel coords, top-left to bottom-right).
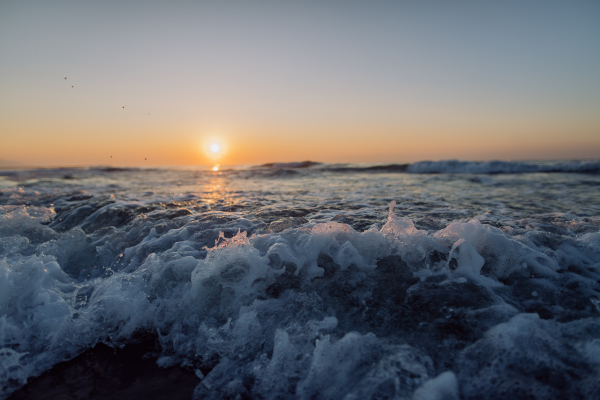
xmin=1 ymin=0 xmax=599 ymax=167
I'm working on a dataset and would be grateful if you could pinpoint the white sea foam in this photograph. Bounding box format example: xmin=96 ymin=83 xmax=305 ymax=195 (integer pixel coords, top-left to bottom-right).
xmin=1 ymin=166 xmax=599 ymax=399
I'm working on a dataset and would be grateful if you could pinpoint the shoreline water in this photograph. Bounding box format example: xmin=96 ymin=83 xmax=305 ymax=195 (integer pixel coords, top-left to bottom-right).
xmin=1 ymin=162 xmax=599 ymax=399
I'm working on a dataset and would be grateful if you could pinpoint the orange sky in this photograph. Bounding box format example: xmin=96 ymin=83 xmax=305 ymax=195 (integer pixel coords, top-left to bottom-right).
xmin=1 ymin=1 xmax=599 ymax=167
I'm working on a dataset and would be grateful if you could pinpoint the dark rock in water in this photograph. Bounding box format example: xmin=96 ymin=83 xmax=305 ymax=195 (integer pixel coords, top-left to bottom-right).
xmin=8 ymin=336 xmax=198 ymax=400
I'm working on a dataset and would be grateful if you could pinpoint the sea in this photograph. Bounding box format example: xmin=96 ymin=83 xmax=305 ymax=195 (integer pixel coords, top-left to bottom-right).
xmin=1 ymin=159 xmax=600 ymax=399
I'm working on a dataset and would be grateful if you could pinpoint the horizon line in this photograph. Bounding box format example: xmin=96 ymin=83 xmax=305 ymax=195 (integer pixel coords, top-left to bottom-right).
xmin=2 ymin=157 xmax=600 ymax=171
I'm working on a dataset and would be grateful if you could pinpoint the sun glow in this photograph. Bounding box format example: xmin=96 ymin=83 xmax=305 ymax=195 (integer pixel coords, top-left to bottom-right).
xmin=212 ymin=165 xmax=219 ymax=171
xmin=201 ymin=136 xmax=227 ymax=162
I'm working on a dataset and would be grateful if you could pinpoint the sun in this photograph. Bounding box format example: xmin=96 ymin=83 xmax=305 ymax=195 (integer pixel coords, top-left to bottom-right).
xmin=201 ymin=136 xmax=227 ymax=162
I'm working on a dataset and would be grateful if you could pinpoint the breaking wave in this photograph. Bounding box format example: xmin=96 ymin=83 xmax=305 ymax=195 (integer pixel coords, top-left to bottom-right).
xmin=244 ymin=159 xmax=600 ymax=176
xmin=1 ymin=196 xmax=599 ymax=399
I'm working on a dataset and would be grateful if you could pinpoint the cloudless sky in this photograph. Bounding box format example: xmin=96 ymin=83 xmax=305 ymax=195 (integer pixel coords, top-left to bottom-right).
xmin=1 ymin=0 xmax=599 ymax=166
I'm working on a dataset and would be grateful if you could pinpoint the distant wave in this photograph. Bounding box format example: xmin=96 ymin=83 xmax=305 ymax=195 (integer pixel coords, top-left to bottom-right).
xmin=322 ymin=164 xmax=409 ymax=173
xmin=257 ymin=161 xmax=322 ymax=169
xmin=252 ymin=160 xmax=600 ymax=175
xmin=405 ymin=159 xmax=600 ymax=174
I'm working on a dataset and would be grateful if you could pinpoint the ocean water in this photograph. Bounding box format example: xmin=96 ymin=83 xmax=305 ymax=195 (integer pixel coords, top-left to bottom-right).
xmin=1 ymin=160 xmax=600 ymax=399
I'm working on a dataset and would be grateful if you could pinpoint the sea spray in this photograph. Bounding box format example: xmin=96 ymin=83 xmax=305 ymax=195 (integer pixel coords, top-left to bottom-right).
xmin=1 ymin=164 xmax=599 ymax=399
